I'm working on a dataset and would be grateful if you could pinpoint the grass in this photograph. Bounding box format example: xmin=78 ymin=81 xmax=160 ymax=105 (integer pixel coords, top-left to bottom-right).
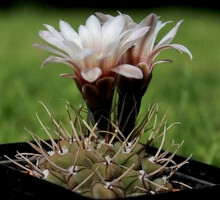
xmin=0 ymin=5 xmax=220 ymax=167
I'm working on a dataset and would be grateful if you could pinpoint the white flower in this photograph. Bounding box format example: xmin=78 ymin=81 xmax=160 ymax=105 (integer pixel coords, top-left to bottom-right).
xmin=35 ymin=15 xmax=149 ymax=83
xmin=96 ymin=12 xmax=193 ymax=78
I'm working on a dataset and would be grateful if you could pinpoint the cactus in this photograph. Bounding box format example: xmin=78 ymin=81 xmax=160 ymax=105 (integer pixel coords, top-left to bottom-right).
xmin=4 ymin=12 xmax=193 ymax=199
xmin=6 ymin=102 xmax=191 ymax=199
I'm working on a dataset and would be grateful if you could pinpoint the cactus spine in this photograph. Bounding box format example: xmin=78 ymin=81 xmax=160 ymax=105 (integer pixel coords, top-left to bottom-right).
xmin=6 ymin=102 xmax=191 ymax=199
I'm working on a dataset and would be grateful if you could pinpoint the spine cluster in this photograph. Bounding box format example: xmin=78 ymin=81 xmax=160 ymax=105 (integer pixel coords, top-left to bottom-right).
xmin=6 ymin=102 xmax=191 ymax=199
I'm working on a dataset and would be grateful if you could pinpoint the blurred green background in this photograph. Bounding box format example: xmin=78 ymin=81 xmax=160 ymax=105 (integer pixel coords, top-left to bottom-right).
xmin=0 ymin=4 xmax=220 ymax=166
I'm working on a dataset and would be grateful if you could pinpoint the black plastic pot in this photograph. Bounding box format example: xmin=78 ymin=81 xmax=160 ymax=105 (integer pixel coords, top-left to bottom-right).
xmin=0 ymin=141 xmax=219 ymax=200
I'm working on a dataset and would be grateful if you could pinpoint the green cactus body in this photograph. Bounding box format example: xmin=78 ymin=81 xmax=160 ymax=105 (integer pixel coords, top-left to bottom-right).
xmin=126 ymin=178 xmax=150 ymax=194
xmin=49 ymin=152 xmax=74 ymax=169
xmin=141 ymin=158 xmax=164 ymax=175
xmin=66 ymin=167 xmax=93 ymax=190
xmin=150 ymin=177 xmax=173 ymax=193
xmin=73 ymin=149 xmax=97 ymax=169
xmin=43 ymin=169 xmax=66 ymax=187
xmin=97 ymin=144 xmax=115 ymax=158
xmin=91 ymin=182 xmax=125 ymax=199
xmin=10 ymin=103 xmax=191 ymax=199
xmin=113 ymin=152 xmax=141 ymax=170
xmin=92 ymin=162 xmax=122 ymax=181
xmin=35 ymin=135 xmax=185 ymax=198
xmin=132 ymin=143 xmax=145 ymax=159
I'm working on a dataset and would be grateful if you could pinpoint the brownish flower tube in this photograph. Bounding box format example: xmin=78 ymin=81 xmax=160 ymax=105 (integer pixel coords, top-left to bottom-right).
xmin=116 ymin=73 xmax=152 ymax=138
xmin=79 ymin=77 xmax=116 ymax=133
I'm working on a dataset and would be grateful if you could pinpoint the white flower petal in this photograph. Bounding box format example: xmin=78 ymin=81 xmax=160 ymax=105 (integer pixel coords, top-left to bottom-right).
xmin=102 ymin=39 xmax=119 ymax=56
xmin=140 ymin=13 xmax=157 ymax=27
xmin=81 ymin=67 xmax=102 ymax=83
xmin=111 ymin=64 xmax=143 ymax=79
xmin=152 ymin=59 xmax=173 ymax=68
xmin=137 ymin=14 xmax=159 ymax=57
xmin=148 ymin=43 xmax=193 ymax=68
xmin=77 ymin=49 xmax=99 ymax=69
xmin=118 ymin=26 xmax=150 ymax=60
xmin=39 ymin=30 xmax=68 ymax=52
xmin=95 ymin=12 xmax=113 ymax=23
xmin=156 ymin=20 xmax=183 ymax=47
xmin=39 ymin=30 xmax=52 ymax=41
xmin=78 ymin=25 xmax=93 ymax=49
xmin=62 ymin=40 xmax=82 ymax=57
xmin=102 ymin=15 xmax=125 ymax=47
xmin=123 ymin=26 xmax=150 ymax=45
xmin=60 ymin=73 xmax=77 ymax=78
xmin=169 ymin=44 xmax=193 ymax=59
xmin=44 ymin=24 xmax=63 ymax=40
xmin=59 ymin=20 xmax=82 ymax=48
xmin=41 ymin=56 xmax=72 ymax=68
xmin=34 ymin=43 xmax=67 ymax=57
xmin=75 ymin=49 xmax=96 ymax=60
xmin=85 ymin=15 xmax=101 ymax=50
xmin=121 ymin=13 xmax=137 ymax=29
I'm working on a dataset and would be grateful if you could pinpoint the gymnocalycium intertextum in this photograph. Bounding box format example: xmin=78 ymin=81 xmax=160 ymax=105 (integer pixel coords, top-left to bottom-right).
xmin=5 ymin=12 xmax=192 ymax=199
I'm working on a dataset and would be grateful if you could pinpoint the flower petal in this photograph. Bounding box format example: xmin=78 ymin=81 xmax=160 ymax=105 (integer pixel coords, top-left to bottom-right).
xmin=75 ymin=48 xmax=96 ymax=60
xmin=148 ymin=43 xmax=193 ymax=68
xmin=136 ymin=14 xmax=159 ymax=57
xmin=39 ymin=30 xmax=70 ymax=53
xmin=34 ymin=43 xmax=67 ymax=57
xmin=95 ymin=12 xmax=113 ymax=23
xmin=59 ymin=20 xmax=82 ymax=48
xmin=102 ymin=39 xmax=119 ymax=56
xmin=81 ymin=67 xmax=102 ymax=83
xmin=44 ymin=24 xmax=63 ymax=40
xmin=122 ymin=26 xmax=150 ymax=45
xmin=118 ymin=26 xmax=150 ymax=60
xmin=85 ymin=15 xmax=102 ymax=50
xmin=62 ymin=40 xmax=82 ymax=57
xmin=152 ymin=59 xmax=173 ymax=68
xmin=169 ymin=44 xmax=193 ymax=59
xmin=78 ymin=25 xmax=93 ymax=49
xmin=102 ymin=15 xmax=125 ymax=47
xmin=60 ymin=73 xmax=77 ymax=78
xmin=156 ymin=20 xmax=183 ymax=47
xmin=139 ymin=13 xmax=157 ymax=27
xmin=41 ymin=55 xmax=72 ymax=68
xmin=111 ymin=64 xmax=143 ymax=79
